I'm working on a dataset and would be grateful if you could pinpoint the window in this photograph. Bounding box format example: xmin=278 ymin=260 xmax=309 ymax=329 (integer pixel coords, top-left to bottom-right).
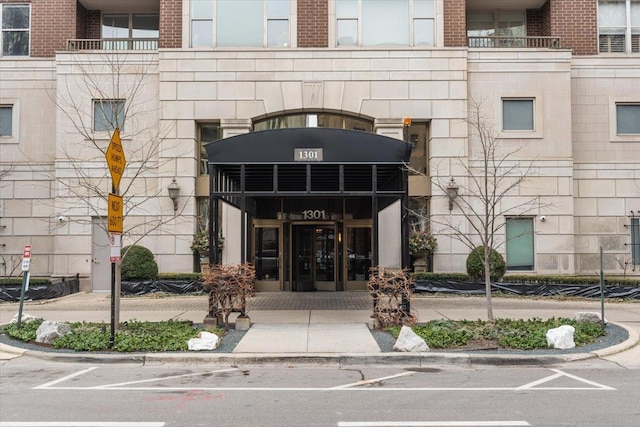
xmin=503 ymin=99 xmax=534 ymax=131
xmin=506 ymin=217 xmax=534 ymax=270
xmin=0 ymin=106 xmax=12 ymax=136
xmin=336 ymin=0 xmax=434 ymax=47
xmin=467 ymin=11 xmax=525 ymax=47
xmin=94 ymin=100 xmax=125 ymax=132
xmin=616 ymin=103 xmax=640 ymax=134
xmin=598 ymin=0 xmax=640 ymax=53
xmin=253 ymin=112 xmax=373 ymax=132
xmin=102 ymin=13 xmax=159 ymax=49
xmin=199 ymin=124 xmax=222 ymax=175
xmin=407 ymin=122 xmax=428 ymax=174
xmin=631 ymin=217 xmax=640 ymax=265
xmin=190 ymin=0 xmax=291 ymax=48
xmin=1 ymin=4 xmax=30 ymax=56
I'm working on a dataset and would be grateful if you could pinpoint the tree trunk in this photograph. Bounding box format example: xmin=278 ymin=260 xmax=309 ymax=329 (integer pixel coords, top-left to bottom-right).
xmin=484 ymin=254 xmax=494 ymax=322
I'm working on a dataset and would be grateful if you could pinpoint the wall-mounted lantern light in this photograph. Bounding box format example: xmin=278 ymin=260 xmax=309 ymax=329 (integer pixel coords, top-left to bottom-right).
xmin=167 ymin=178 xmax=180 ymax=211
xmin=446 ymin=177 xmax=459 ymax=211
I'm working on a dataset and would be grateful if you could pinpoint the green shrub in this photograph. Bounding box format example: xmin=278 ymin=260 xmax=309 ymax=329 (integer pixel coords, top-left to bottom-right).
xmin=466 ymin=246 xmax=506 ymax=281
xmin=121 ymin=245 xmax=158 ymax=280
xmin=1 ymin=318 xmax=44 ymax=341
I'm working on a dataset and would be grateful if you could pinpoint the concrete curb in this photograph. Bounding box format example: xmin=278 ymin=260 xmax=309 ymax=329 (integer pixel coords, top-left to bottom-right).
xmin=591 ymin=321 xmax=639 ymax=358
xmin=8 ymin=346 xmax=592 ymax=367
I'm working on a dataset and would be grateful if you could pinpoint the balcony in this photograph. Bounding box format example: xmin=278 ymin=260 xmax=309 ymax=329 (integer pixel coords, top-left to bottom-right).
xmin=66 ymin=38 xmax=159 ymax=51
xmin=468 ymin=36 xmax=561 ymax=49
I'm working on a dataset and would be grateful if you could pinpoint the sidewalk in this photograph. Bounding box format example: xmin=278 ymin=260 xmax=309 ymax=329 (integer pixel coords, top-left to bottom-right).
xmin=1 ymin=292 xmax=639 ymax=367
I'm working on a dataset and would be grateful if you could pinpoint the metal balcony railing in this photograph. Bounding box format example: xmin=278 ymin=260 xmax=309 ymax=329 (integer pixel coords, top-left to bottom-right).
xmin=66 ymin=38 xmax=159 ymax=51
xmin=467 ymin=36 xmax=562 ymax=49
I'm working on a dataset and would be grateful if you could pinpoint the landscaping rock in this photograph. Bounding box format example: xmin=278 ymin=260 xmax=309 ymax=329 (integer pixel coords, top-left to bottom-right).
xmin=10 ymin=312 xmax=38 ymax=324
xmin=575 ymin=312 xmax=607 ymax=324
xmin=546 ymin=325 xmax=575 ymax=349
xmin=36 ymin=320 xmax=71 ymax=344
xmin=188 ymin=331 xmax=220 ymax=351
xmin=393 ymin=325 xmax=429 ymax=352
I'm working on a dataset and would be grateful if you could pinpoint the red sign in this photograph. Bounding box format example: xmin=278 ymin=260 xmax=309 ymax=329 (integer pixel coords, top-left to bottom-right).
xmin=23 ymin=245 xmax=32 ymax=259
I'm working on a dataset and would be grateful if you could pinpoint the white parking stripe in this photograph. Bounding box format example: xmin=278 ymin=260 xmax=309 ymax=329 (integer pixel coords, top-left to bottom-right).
xmin=337 ymin=422 xmax=531 ymax=426
xmin=90 ymin=368 xmax=239 ymax=389
xmin=32 ymin=367 xmax=98 ymax=390
xmin=0 ymin=423 xmax=164 ymax=427
xmin=329 ymin=372 xmax=414 ymax=389
xmin=516 ymin=369 xmax=615 ymax=391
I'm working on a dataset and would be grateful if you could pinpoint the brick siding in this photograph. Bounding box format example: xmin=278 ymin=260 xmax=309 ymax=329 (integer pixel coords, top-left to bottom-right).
xmin=86 ymin=10 xmax=100 ymax=40
xmin=444 ymin=0 xmax=466 ymax=47
xmin=547 ymin=0 xmax=597 ymax=55
xmin=298 ymin=0 xmax=328 ymax=48
xmin=160 ymin=0 xmax=182 ymax=49
xmin=526 ymin=9 xmax=542 ymax=37
xmin=1 ymin=0 xmax=75 ymax=57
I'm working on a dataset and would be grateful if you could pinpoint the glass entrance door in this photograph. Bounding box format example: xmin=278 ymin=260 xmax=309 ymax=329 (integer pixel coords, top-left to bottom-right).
xmin=253 ymin=224 xmax=282 ymax=291
xmin=344 ymin=223 xmax=372 ymax=291
xmin=292 ymin=225 xmax=336 ymax=291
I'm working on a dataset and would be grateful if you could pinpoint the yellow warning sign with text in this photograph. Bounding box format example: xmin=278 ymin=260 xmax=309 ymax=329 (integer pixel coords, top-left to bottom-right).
xmin=108 ymin=193 xmax=123 ymax=233
xmin=105 ymin=128 xmax=126 ymax=191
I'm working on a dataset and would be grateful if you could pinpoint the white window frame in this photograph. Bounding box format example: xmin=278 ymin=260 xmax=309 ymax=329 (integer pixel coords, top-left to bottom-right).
xmin=1 ymin=3 xmax=31 ymax=57
xmin=499 ymin=92 xmax=543 ymax=139
xmin=608 ymin=98 xmax=640 ymax=142
xmin=331 ymin=0 xmax=436 ymax=48
xmin=598 ymin=0 xmax=639 ymax=54
xmin=505 ymin=216 xmax=535 ymax=271
xmin=186 ymin=0 xmax=296 ymax=48
xmin=93 ymin=99 xmax=126 ymax=133
xmin=0 ymin=100 xmax=19 ymax=144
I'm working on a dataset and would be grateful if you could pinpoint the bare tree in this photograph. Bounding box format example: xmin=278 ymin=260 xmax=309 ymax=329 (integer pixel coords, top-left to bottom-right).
xmin=43 ymin=50 xmax=186 ymax=254
xmin=409 ymin=99 xmax=546 ymax=322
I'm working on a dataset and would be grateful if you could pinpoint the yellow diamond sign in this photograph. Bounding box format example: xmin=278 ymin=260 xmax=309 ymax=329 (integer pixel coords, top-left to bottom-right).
xmin=105 ymin=128 xmax=126 ymax=191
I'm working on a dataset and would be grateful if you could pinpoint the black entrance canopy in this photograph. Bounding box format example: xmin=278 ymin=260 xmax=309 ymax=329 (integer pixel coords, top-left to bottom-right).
xmin=206 ymin=127 xmax=412 ymax=163
xmin=206 ymin=127 xmax=412 ymax=268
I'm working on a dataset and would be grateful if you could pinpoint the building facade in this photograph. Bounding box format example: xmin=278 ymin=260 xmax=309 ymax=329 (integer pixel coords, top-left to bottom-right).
xmin=0 ymin=0 xmax=638 ymax=292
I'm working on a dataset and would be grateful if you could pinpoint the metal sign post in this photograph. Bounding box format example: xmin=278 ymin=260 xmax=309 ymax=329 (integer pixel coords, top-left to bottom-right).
xmin=17 ymin=245 xmax=32 ymax=329
xmin=599 ymin=245 xmax=605 ymax=330
xmin=105 ymin=128 xmax=126 ymax=348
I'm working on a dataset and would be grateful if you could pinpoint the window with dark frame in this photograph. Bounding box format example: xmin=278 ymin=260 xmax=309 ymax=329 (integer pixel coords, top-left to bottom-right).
xmin=616 ymin=103 xmax=640 ymax=134
xmin=199 ymin=123 xmax=222 ymax=175
xmin=631 ymin=217 xmax=640 ymax=266
xmin=503 ymin=98 xmax=534 ymax=131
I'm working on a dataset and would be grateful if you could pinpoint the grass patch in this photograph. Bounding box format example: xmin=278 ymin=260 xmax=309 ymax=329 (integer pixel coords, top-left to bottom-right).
xmin=387 ymin=318 xmax=605 ymax=350
xmin=1 ymin=319 xmax=225 ymax=352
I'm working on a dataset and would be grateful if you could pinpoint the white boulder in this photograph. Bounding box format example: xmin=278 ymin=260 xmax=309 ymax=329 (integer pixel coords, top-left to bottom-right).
xmin=188 ymin=331 xmax=220 ymax=351
xmin=546 ymin=325 xmax=575 ymax=349
xmin=36 ymin=320 xmax=71 ymax=344
xmin=393 ymin=325 xmax=430 ymax=352
xmin=10 ymin=312 xmax=38 ymax=324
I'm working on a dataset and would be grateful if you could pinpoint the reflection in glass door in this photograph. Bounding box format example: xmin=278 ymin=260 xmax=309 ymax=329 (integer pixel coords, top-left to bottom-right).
xmin=345 ymin=225 xmax=372 ymax=291
xmin=254 ymin=225 xmax=281 ymax=291
xmin=292 ymin=225 xmax=336 ymax=291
